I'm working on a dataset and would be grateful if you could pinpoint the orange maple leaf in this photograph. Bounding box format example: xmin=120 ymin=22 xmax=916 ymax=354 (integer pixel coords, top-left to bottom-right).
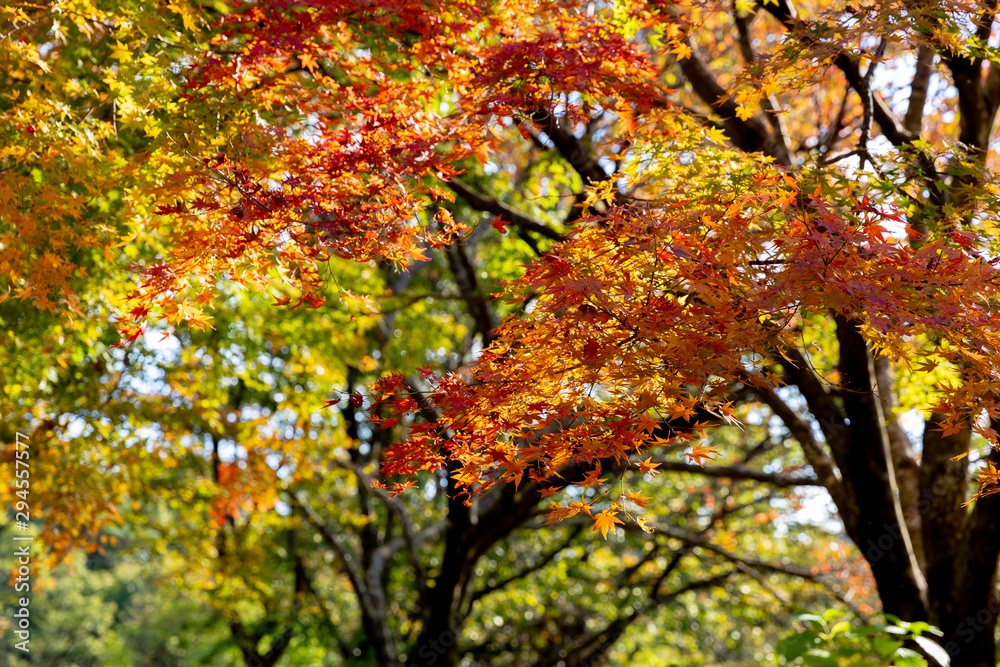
xmin=637 ymin=457 xmax=661 ymax=476
xmin=578 ymin=465 xmax=604 ymax=488
xmin=685 ymin=443 xmax=718 ymax=466
xmin=593 ymin=511 xmax=623 ymax=539
xmin=299 ymin=52 xmax=317 ymax=71
xmin=625 ymin=491 xmax=652 ymax=509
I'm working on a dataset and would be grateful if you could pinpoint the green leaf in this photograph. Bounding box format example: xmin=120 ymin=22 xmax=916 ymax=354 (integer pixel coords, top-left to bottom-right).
xmin=822 ymin=608 xmax=849 ymax=623
xmin=802 ymin=649 xmax=839 ymax=667
xmin=856 ymin=625 xmax=889 ymax=636
xmin=795 ymin=613 xmax=826 ymax=625
xmin=777 ymin=631 xmax=820 ymax=660
xmin=906 ymin=622 xmax=942 ymax=637
xmin=913 ymin=636 xmax=950 ymax=666
xmin=872 ymin=636 xmax=904 ymax=658
xmin=891 ymin=647 xmax=927 ymax=667
xmin=829 ymin=620 xmax=853 ymax=636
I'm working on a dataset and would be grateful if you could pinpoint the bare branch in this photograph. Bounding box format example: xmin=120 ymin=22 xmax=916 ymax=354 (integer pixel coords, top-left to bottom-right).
xmin=526 ymin=109 xmax=611 ymax=187
xmin=288 ymin=492 xmax=366 ymax=596
xmin=857 ymin=38 xmax=889 ymax=171
xmin=638 ymin=521 xmax=818 ymax=579
xmin=749 ymin=381 xmax=854 ymax=525
xmin=444 ymin=232 xmax=498 ymax=346
xmin=763 ymin=0 xmax=915 ymax=148
xmin=289 ymin=492 xmax=401 ymax=665
xmin=904 ymin=45 xmax=935 ymax=134
xmin=626 ymin=521 xmax=868 ymax=620
xmin=630 ymin=457 xmax=821 ymax=487
xmin=466 ymin=525 xmax=582 ymax=610
xmin=446 ymin=179 xmax=565 ymax=243
xmin=734 ymin=5 xmax=793 ymax=158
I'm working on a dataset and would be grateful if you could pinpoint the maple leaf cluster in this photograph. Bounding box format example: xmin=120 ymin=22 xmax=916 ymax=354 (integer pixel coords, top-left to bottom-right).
xmin=7 ymin=0 xmax=1000 ymax=543
xmin=131 ymin=0 xmax=1000 ymax=532
xmin=114 ymin=0 xmax=678 ymax=340
xmin=374 ymin=157 xmax=1000 ymax=528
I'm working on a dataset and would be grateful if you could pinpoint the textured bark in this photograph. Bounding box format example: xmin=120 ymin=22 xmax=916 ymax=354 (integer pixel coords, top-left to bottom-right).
xmin=945 ymin=439 xmax=1000 ymax=666
xmin=874 ymin=356 xmax=924 ymax=572
xmin=920 ymin=414 xmax=971 ymax=635
xmin=903 ymin=45 xmax=934 ymax=135
xmin=833 ymin=318 xmax=927 ymax=619
xmin=407 ymin=460 xmax=473 ymax=667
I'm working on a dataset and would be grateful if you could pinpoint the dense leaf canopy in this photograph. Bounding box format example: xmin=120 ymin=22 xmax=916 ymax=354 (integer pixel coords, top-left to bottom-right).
xmin=5 ymin=0 xmax=1000 ymax=665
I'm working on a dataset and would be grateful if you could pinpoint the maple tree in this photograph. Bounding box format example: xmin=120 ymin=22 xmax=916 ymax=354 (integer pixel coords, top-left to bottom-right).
xmin=6 ymin=0 xmax=1000 ymax=665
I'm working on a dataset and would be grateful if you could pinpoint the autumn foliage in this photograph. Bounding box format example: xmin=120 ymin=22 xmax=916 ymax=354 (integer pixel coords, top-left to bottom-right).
xmin=6 ymin=0 xmax=1000 ymax=663
xmin=3 ymin=0 xmax=1000 ymax=528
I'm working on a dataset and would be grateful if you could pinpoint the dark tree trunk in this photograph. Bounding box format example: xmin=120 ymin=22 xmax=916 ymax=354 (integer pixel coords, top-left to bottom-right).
xmin=408 ymin=461 xmax=472 ymax=667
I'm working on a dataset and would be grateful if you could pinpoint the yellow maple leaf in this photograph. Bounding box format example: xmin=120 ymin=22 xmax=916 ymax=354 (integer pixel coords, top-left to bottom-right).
xmin=339 ymin=289 xmax=379 ymax=313
xmin=672 ymin=42 xmax=693 ymax=60
xmin=111 ymin=40 xmax=133 ymax=63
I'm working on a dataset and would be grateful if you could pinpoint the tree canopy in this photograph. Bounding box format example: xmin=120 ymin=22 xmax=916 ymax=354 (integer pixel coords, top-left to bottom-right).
xmin=4 ymin=0 xmax=1000 ymax=665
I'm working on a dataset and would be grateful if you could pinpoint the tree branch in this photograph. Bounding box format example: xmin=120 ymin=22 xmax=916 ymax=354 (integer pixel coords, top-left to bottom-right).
xmin=637 ymin=521 xmax=818 ymax=579
xmin=904 ymin=44 xmax=935 ymax=134
xmin=625 ymin=521 xmax=869 ymax=621
xmin=734 ymin=4 xmax=793 ymax=159
xmin=676 ymin=38 xmax=792 ymax=166
xmin=762 ymin=0 xmax=914 ymax=147
xmin=630 ymin=457 xmax=821 ymax=487
xmin=749 ymin=380 xmax=856 ymax=526
xmin=289 ymin=492 xmax=366 ymax=598
xmin=526 ymin=109 xmax=611 ymax=187
xmin=446 ymin=179 xmax=565 ymax=243
xmin=444 ymin=232 xmax=498 ymax=346
xmin=466 ymin=525 xmax=582 ymax=611
xmin=289 ymin=492 xmax=401 ymax=666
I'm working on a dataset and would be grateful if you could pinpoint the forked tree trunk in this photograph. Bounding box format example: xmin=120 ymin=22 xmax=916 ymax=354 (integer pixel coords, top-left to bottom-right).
xmin=782 ymin=323 xmax=1000 ymax=664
